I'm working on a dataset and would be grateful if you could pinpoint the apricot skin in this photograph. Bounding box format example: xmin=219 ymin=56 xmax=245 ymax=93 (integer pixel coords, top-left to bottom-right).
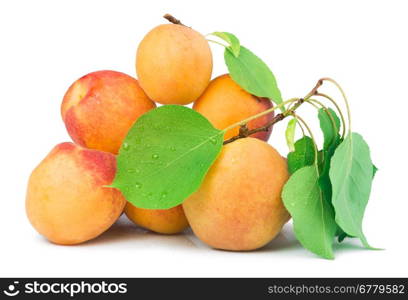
xmin=183 ymin=138 xmax=290 ymax=251
xmin=136 ymin=24 xmax=213 ymax=105
xmin=61 ymin=70 xmax=156 ymax=154
xmin=193 ymin=74 xmax=274 ymax=141
xmin=125 ymin=203 xmax=189 ymax=234
xmin=26 ymin=142 xmax=126 ymax=245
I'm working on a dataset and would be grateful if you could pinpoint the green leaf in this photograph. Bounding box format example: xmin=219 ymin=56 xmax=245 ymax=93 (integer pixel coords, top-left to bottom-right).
xmin=329 ymin=132 xmax=374 ymax=248
xmin=317 ymin=137 xmax=342 ymax=238
xmin=285 ymin=119 xmax=297 ymax=152
xmin=335 ymin=163 xmax=378 ymax=245
xmin=111 ymin=105 xmax=224 ymax=209
xmin=282 ymin=166 xmax=337 ymax=259
xmin=335 ymin=161 xmax=377 ymax=244
xmin=318 ymin=108 xmax=341 ymax=149
xmin=224 ymin=46 xmax=284 ymax=112
xmin=318 ymin=140 xmax=340 ymax=178
xmin=317 ymin=107 xmax=342 ymax=194
xmin=317 ymin=108 xmax=343 ymax=243
xmin=287 ymin=136 xmax=315 ymax=174
xmin=211 ymin=32 xmax=240 ymax=57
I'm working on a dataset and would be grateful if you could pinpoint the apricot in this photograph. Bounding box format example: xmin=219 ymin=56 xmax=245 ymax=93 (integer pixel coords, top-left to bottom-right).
xmin=26 ymin=142 xmax=126 ymax=245
xmin=125 ymin=203 xmax=189 ymax=234
xmin=61 ymin=70 xmax=156 ymax=154
xmin=136 ymin=24 xmax=212 ymax=105
xmin=193 ymin=74 xmax=274 ymax=141
xmin=183 ymin=138 xmax=290 ymax=251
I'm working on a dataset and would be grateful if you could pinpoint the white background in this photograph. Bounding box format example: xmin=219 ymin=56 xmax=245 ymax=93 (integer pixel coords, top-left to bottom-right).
xmin=1 ymin=0 xmax=407 ymax=277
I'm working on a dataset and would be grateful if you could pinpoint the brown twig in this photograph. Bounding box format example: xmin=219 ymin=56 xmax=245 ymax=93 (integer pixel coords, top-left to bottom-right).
xmin=222 ymin=78 xmax=331 ymax=145
xmin=304 ymin=78 xmax=324 ymax=99
xmin=223 ymin=98 xmax=305 ymax=145
xmin=163 ymin=14 xmax=185 ymax=26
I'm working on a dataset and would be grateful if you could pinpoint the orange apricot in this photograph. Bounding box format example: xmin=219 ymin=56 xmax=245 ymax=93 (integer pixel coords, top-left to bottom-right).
xmin=61 ymin=70 xmax=155 ymax=154
xmin=193 ymin=74 xmax=274 ymax=141
xmin=26 ymin=142 xmax=126 ymax=245
xmin=125 ymin=203 xmax=189 ymax=234
xmin=183 ymin=138 xmax=290 ymax=251
xmin=136 ymin=24 xmax=212 ymax=105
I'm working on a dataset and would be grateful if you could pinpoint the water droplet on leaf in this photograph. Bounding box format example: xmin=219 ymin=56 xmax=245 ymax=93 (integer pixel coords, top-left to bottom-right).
xmin=135 ymin=183 xmax=142 ymax=189
xmin=123 ymin=143 xmax=130 ymax=151
xmin=152 ymin=154 xmax=159 ymax=159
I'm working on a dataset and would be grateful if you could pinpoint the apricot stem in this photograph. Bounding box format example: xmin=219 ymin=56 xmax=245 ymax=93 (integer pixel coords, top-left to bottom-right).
xmin=297 ymin=119 xmax=306 ymax=136
xmin=222 ymin=98 xmax=301 ymax=145
xmin=314 ymin=93 xmax=347 ymax=138
xmin=163 ymin=14 xmax=185 ymax=26
xmin=304 ymin=78 xmax=324 ymax=99
xmin=305 ymin=99 xmax=320 ymax=110
xmin=306 ymin=98 xmax=342 ymax=141
xmin=222 ymin=98 xmax=299 ymax=132
xmin=207 ymin=39 xmax=229 ymax=48
xmin=319 ymin=78 xmax=351 ymax=134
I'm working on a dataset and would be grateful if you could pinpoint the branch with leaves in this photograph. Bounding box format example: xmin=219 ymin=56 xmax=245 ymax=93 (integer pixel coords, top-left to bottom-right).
xmin=112 ymin=14 xmax=378 ymax=260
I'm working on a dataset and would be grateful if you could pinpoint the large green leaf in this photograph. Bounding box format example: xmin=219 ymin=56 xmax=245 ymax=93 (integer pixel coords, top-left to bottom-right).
xmin=287 ymin=136 xmax=315 ymax=174
xmin=224 ymin=46 xmax=284 ymax=111
xmin=336 ymin=162 xmax=378 ymax=243
xmin=329 ymin=132 xmax=374 ymax=248
xmin=282 ymin=165 xmax=337 ymax=259
xmin=111 ymin=105 xmax=224 ymax=209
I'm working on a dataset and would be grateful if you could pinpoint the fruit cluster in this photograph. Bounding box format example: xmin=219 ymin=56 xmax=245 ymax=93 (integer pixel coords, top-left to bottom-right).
xmin=26 ymin=20 xmax=288 ymax=250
